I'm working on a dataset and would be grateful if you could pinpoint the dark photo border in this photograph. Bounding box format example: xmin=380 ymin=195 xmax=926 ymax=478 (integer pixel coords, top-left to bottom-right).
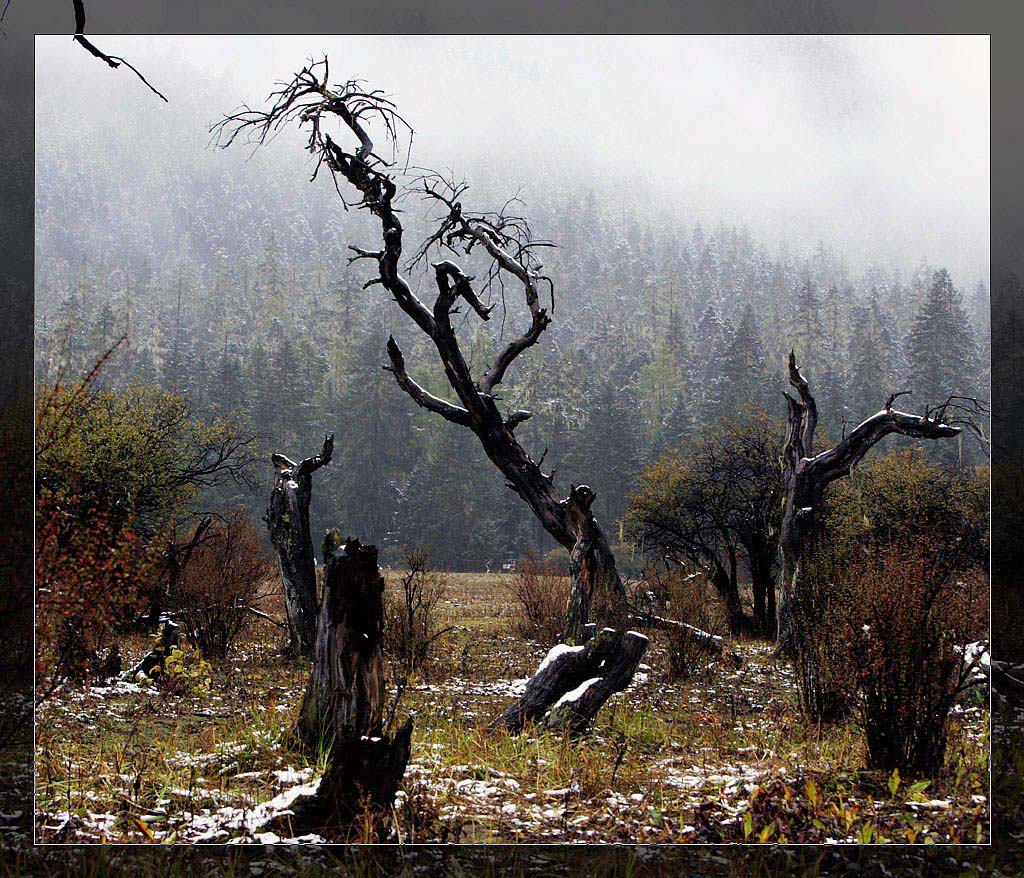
xmin=2 ymin=2 xmax=1022 ymax=874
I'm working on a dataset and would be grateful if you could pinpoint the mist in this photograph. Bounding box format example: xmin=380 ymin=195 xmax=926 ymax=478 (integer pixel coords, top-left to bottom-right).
xmin=37 ymin=34 xmax=987 ymax=286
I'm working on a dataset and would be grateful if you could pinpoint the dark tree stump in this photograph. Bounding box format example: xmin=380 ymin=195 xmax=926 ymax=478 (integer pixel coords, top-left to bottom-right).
xmin=267 ymin=433 xmax=333 ymax=658
xmin=129 ymin=620 xmax=179 ymax=680
xmin=494 ymin=625 xmax=649 ymax=734
xmin=287 ymin=538 xmax=412 ymax=840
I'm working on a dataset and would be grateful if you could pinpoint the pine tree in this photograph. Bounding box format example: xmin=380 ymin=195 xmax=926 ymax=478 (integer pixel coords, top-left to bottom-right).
xmin=906 ymin=268 xmax=976 ymax=402
xmin=847 ymin=289 xmax=898 ymax=420
xmin=721 ymin=304 xmax=768 ymax=414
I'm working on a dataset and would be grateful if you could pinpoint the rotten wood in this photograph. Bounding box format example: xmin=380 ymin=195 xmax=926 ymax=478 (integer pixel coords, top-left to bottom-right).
xmin=288 ymin=537 xmax=412 ymax=839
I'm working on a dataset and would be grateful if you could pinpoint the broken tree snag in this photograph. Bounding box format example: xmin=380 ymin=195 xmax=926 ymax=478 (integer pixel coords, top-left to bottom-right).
xmin=129 ymin=620 xmax=180 ymax=680
xmin=494 ymin=627 xmax=649 ymax=734
xmin=293 ymin=538 xmax=386 ymax=752
xmin=287 ymin=538 xmax=412 ymax=839
xmin=267 ymin=433 xmax=334 ymax=658
xmin=564 ymin=485 xmax=629 ymax=642
xmin=776 ymin=352 xmax=964 ymax=655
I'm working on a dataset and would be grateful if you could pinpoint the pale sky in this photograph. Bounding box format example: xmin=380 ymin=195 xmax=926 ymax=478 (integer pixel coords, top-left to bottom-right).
xmin=37 ymin=34 xmax=990 ymax=286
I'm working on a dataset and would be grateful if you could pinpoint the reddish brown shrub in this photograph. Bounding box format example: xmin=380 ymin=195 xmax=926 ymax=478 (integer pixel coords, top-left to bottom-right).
xmin=36 ymin=490 xmax=160 ymax=683
xmin=798 ymin=535 xmax=988 ymax=776
xmin=652 ymin=567 xmax=728 ymax=680
xmin=507 ymin=553 xmax=569 ymax=647
xmin=167 ymin=508 xmax=275 ymax=659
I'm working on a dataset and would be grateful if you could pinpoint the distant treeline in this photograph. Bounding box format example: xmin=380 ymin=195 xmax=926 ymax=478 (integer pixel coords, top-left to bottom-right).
xmin=35 ymin=63 xmax=988 ymax=568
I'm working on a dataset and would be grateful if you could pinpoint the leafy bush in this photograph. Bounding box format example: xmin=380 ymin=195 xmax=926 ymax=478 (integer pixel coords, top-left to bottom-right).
xmin=137 ymin=644 xmax=213 ymax=696
xmin=384 ymin=546 xmax=451 ymax=673
xmin=36 ymin=490 xmax=160 ymax=683
xmin=507 ymin=553 xmax=569 ymax=647
xmin=167 ymin=508 xmax=275 ymax=659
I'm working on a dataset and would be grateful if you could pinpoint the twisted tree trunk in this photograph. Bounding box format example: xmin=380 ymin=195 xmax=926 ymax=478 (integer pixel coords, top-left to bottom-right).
xmin=267 ymin=433 xmax=333 ymax=658
xmin=214 ymin=65 xmax=637 ymax=731
xmin=776 ymin=353 xmax=961 ymax=655
xmin=289 ymin=538 xmax=412 ymax=839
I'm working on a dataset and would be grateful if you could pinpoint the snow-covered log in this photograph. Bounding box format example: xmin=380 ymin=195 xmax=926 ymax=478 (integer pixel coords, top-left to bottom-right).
xmin=494 ymin=626 xmax=649 ymax=734
xmin=628 ymin=611 xmax=741 ymax=666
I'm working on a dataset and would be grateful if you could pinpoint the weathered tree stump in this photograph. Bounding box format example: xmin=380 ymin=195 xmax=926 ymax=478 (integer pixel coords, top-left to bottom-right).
xmin=267 ymin=433 xmax=333 ymax=658
xmin=495 ymin=625 xmax=649 ymax=734
xmin=288 ymin=538 xmax=412 ymax=839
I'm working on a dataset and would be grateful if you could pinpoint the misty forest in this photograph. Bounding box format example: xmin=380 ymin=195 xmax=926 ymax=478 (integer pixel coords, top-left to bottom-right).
xmin=34 ymin=36 xmax=994 ymax=844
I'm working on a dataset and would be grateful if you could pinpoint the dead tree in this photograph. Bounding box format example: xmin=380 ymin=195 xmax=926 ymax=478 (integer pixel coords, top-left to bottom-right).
xmin=267 ymin=433 xmax=334 ymax=658
xmin=288 ymin=538 xmax=412 ymax=839
xmin=212 ymin=65 xmax=626 ymax=641
xmin=213 ymin=60 xmax=770 ymax=726
xmin=776 ymin=352 xmax=977 ymax=654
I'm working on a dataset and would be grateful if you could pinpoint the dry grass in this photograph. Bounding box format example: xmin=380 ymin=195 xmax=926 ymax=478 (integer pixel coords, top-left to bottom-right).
xmin=34 ymin=572 xmax=989 ymax=844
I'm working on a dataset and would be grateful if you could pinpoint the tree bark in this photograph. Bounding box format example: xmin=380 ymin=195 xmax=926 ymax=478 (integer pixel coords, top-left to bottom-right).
xmin=776 ymin=353 xmax=961 ymax=655
xmin=267 ymin=433 xmax=333 ymax=658
xmin=288 ymin=538 xmax=412 ymax=839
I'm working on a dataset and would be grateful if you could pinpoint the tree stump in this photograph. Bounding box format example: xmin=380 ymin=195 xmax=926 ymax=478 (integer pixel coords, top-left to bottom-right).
xmin=267 ymin=434 xmax=333 ymax=658
xmin=129 ymin=620 xmax=179 ymax=680
xmin=494 ymin=625 xmax=649 ymax=734
xmin=288 ymin=538 xmax=412 ymax=840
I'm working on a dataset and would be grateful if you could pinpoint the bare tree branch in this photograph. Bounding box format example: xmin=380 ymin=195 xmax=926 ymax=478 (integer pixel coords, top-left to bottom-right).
xmin=383 ymin=336 xmax=472 ymax=427
xmin=71 ymin=1 xmax=168 ymax=102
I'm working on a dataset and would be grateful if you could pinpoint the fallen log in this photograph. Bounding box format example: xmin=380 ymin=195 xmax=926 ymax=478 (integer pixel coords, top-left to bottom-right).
xmin=494 ymin=626 xmax=649 ymax=734
xmin=628 ymin=610 xmax=742 ymax=667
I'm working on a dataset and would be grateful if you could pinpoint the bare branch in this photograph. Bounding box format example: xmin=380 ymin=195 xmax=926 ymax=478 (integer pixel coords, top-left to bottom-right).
xmin=72 ymin=1 xmax=168 ymax=102
xmin=383 ymin=336 xmax=472 ymax=427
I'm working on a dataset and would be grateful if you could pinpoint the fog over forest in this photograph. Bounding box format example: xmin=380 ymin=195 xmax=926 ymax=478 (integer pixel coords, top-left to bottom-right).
xmin=35 ymin=35 xmax=990 ymax=568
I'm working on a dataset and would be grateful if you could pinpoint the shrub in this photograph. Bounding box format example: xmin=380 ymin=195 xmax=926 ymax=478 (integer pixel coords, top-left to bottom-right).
xmin=137 ymin=644 xmax=213 ymax=697
xmin=36 ymin=490 xmax=160 ymax=684
xmin=167 ymin=508 xmax=275 ymax=659
xmin=790 ymin=546 xmax=855 ymax=723
xmin=507 ymin=552 xmax=569 ymax=647
xmin=797 ymin=536 xmax=987 ymax=775
xmin=843 ymin=539 xmax=986 ymax=776
xmin=384 ymin=546 xmax=451 ymax=673
xmin=651 ymin=566 xmax=728 ymax=680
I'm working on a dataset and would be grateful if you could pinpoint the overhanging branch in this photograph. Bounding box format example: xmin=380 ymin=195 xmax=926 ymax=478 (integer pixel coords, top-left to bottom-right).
xmin=384 ymin=336 xmax=472 ymax=426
